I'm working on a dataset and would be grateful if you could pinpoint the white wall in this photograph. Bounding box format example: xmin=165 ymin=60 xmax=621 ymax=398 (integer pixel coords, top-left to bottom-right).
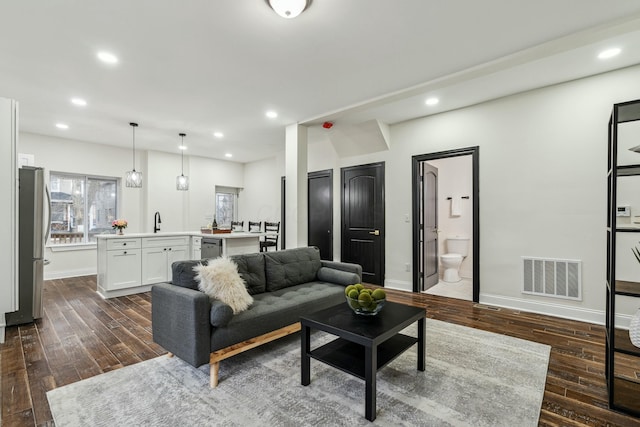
xmin=0 ymin=98 xmax=17 ymax=343
xmin=427 ymin=156 xmax=473 ymax=279
xmin=239 ymin=157 xmax=281 ymax=227
xmin=302 ymin=64 xmax=640 ymax=324
xmin=19 ymin=133 xmax=244 ymax=279
xmin=187 ymin=155 xmax=245 ymax=230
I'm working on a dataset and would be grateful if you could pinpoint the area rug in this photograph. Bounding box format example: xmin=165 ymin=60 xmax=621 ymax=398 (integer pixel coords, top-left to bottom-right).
xmin=47 ymin=319 xmax=550 ymax=426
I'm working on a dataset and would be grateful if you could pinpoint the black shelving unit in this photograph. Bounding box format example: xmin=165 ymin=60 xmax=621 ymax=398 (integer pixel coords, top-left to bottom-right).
xmin=606 ymin=98 xmax=640 ymax=417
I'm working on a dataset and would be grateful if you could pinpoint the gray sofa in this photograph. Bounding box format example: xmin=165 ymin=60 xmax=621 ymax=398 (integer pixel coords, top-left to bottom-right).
xmin=152 ymin=246 xmax=362 ymax=386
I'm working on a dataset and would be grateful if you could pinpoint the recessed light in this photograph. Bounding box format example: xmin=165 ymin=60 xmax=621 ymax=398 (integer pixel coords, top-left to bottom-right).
xmin=178 ymin=145 xmax=187 ymax=150
xmin=266 ymin=111 xmax=278 ymax=119
xmin=55 ymin=123 xmax=69 ymax=129
xmin=425 ymin=97 xmax=439 ymax=106
xmin=213 ymin=132 xmax=224 ymax=138
xmin=225 ymin=153 xmax=233 ymax=158
xmin=598 ymin=48 xmax=621 ymax=59
xmin=97 ymin=51 xmax=118 ymax=64
xmin=71 ymin=97 xmax=87 ymax=106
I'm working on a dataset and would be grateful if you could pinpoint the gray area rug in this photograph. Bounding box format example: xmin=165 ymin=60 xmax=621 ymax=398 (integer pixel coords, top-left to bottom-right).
xmin=47 ymin=319 xmax=550 ymax=426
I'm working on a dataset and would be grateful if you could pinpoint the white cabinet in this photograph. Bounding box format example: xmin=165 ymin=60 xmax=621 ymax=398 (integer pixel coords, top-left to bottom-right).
xmin=97 ymin=237 xmax=142 ymax=298
xmin=141 ymin=236 xmax=189 ymax=285
xmin=191 ymin=236 xmax=202 ymax=259
xmin=106 ymin=249 xmax=142 ymax=290
xmin=97 ymin=234 xmax=189 ymax=298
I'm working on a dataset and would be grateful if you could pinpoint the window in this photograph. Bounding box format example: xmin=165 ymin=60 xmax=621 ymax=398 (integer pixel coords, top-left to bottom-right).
xmin=215 ymin=187 xmax=239 ymax=227
xmin=49 ymin=173 xmax=118 ymax=245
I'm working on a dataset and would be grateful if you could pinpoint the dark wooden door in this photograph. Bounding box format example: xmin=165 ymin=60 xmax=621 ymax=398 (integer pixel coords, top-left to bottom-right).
xmin=341 ymin=162 xmax=384 ymax=285
xmin=421 ymin=162 xmax=439 ymax=290
xmin=308 ymin=170 xmax=333 ymax=260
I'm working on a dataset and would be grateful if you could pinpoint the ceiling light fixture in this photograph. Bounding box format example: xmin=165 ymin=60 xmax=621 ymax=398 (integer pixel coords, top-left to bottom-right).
xmin=55 ymin=123 xmax=69 ymax=129
xmin=225 ymin=153 xmax=233 ymax=158
xmin=266 ymin=110 xmax=278 ymax=119
xmin=266 ymin=0 xmax=310 ymax=19
xmin=425 ymin=97 xmax=439 ymax=106
xmin=213 ymin=131 xmax=224 ymax=138
xmin=97 ymin=51 xmax=118 ymax=64
xmin=125 ymin=122 xmax=142 ymax=188
xmin=598 ymin=48 xmax=621 ymax=59
xmin=176 ymin=133 xmax=189 ymax=191
xmin=71 ymin=98 xmax=87 ymax=106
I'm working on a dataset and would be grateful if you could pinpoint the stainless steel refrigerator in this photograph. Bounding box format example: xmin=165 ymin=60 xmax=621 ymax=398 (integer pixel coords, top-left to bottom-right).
xmin=6 ymin=166 xmax=47 ymax=326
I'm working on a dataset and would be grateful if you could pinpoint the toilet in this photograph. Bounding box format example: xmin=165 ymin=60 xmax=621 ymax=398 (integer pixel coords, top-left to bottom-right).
xmin=441 ymin=236 xmax=469 ymax=283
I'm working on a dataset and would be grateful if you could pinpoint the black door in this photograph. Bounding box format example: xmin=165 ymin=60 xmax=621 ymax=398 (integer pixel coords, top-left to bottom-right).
xmin=308 ymin=170 xmax=333 ymax=260
xmin=341 ymin=162 xmax=385 ymax=285
xmin=421 ymin=162 xmax=439 ymax=290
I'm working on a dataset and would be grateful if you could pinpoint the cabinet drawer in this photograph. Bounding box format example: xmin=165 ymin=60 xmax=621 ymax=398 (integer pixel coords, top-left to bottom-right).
xmin=106 ymin=238 xmax=141 ymax=250
xmin=142 ymin=236 xmax=190 ymax=248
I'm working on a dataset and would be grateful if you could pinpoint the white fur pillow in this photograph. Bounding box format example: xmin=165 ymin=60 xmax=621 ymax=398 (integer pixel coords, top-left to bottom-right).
xmin=194 ymin=257 xmax=253 ymax=314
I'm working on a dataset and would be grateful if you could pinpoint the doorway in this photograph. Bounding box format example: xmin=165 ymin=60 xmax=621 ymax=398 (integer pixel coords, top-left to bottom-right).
xmin=308 ymin=169 xmax=333 ymax=260
xmin=341 ymin=162 xmax=385 ymax=285
xmin=412 ymin=147 xmax=479 ymax=302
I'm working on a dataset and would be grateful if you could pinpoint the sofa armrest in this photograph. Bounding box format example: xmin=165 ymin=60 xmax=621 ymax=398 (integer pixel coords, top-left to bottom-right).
xmin=152 ymin=283 xmax=211 ymax=367
xmin=320 ymin=260 xmax=362 ymax=282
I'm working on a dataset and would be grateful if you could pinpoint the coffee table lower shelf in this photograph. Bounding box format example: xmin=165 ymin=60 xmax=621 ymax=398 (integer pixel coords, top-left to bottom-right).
xmin=308 ymin=334 xmax=418 ymax=379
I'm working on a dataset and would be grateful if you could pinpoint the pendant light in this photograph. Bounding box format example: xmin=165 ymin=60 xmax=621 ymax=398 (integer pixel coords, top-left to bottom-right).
xmin=125 ymin=122 xmax=143 ymax=188
xmin=267 ymin=0 xmax=310 ymax=19
xmin=176 ymin=133 xmax=189 ymax=191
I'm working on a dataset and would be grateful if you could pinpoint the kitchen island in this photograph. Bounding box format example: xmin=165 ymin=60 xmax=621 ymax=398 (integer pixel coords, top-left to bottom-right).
xmin=200 ymin=231 xmax=264 ymax=258
xmin=95 ymin=231 xmax=264 ymax=299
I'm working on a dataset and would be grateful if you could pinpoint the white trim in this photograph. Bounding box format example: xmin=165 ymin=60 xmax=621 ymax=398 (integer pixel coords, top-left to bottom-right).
xmin=480 ymin=292 xmax=605 ymax=325
xmin=97 ymin=284 xmax=153 ymax=299
xmin=47 ymin=243 xmax=97 ymax=252
xmin=44 ymin=267 xmax=96 ymax=280
xmin=384 ymin=279 xmax=411 ymax=291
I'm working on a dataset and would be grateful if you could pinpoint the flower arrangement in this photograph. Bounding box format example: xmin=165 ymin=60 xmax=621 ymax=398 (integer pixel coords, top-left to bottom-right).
xmin=112 ymin=219 xmax=128 ymax=234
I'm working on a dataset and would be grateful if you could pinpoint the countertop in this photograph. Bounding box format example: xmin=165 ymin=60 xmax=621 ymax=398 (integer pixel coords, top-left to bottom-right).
xmin=95 ymin=231 xmax=266 ymax=239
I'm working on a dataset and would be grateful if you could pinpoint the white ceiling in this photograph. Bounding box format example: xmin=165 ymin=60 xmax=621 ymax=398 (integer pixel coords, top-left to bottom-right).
xmin=1 ymin=1 xmax=640 ymax=163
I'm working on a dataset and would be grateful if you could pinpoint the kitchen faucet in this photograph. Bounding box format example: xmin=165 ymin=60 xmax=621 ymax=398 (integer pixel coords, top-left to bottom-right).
xmin=154 ymin=211 xmax=162 ymax=233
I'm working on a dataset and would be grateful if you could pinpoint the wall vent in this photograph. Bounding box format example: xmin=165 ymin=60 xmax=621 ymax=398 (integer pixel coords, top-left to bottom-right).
xmin=522 ymin=257 xmax=582 ymax=301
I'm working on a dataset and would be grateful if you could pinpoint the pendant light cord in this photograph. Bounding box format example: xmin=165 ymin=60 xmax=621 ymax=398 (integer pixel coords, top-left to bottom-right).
xmin=180 ymin=133 xmax=186 ymax=175
xmin=130 ymin=122 xmax=138 ymax=171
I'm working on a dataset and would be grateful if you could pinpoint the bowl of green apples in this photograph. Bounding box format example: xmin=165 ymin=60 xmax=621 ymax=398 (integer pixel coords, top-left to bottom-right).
xmin=344 ymin=284 xmax=386 ymax=316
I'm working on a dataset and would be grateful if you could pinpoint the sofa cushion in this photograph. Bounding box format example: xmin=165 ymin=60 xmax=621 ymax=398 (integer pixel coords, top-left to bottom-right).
xmin=264 ymin=247 xmax=322 ymax=291
xmin=209 ymin=282 xmax=345 ymax=351
xmin=194 ymin=257 xmax=253 ymax=314
xmin=171 ymin=259 xmax=209 ymax=290
xmin=230 ymin=253 xmax=266 ymax=295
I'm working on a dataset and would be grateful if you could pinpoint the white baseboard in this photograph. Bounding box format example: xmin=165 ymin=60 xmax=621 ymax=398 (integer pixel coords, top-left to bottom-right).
xmin=45 ymin=267 xmax=96 ymax=280
xmin=384 ymin=279 xmax=411 ymax=291
xmin=479 ymin=293 xmax=612 ymax=326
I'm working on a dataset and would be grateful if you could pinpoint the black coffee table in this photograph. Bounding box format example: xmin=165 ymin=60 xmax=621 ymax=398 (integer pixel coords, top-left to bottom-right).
xmin=300 ymin=301 xmax=425 ymax=421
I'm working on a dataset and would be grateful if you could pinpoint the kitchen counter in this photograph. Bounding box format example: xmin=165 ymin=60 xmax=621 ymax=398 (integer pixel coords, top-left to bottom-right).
xmin=95 ymin=231 xmax=266 ymax=239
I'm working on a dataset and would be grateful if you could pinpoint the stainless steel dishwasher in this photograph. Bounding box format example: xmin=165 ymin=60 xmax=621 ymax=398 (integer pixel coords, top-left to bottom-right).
xmin=201 ymin=237 xmax=223 ymax=259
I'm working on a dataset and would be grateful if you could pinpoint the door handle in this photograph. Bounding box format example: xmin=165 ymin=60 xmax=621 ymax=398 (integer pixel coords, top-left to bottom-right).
xmin=369 ymin=230 xmax=380 ymax=236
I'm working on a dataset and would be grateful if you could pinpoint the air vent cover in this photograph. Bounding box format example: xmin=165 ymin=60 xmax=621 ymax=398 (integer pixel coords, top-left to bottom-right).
xmin=522 ymin=257 xmax=581 ymax=300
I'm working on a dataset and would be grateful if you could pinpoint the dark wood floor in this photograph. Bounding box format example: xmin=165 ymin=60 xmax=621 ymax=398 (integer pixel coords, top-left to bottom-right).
xmin=1 ymin=276 xmax=639 ymax=426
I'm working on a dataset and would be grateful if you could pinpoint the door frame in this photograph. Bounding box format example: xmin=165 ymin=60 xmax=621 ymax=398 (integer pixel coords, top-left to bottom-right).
xmin=411 ymin=147 xmax=480 ymax=302
xmin=280 ymin=176 xmax=286 ymax=250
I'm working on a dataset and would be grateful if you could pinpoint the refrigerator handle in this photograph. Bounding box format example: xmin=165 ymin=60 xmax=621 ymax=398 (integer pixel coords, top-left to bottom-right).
xmin=45 ymin=185 xmax=51 ymax=244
